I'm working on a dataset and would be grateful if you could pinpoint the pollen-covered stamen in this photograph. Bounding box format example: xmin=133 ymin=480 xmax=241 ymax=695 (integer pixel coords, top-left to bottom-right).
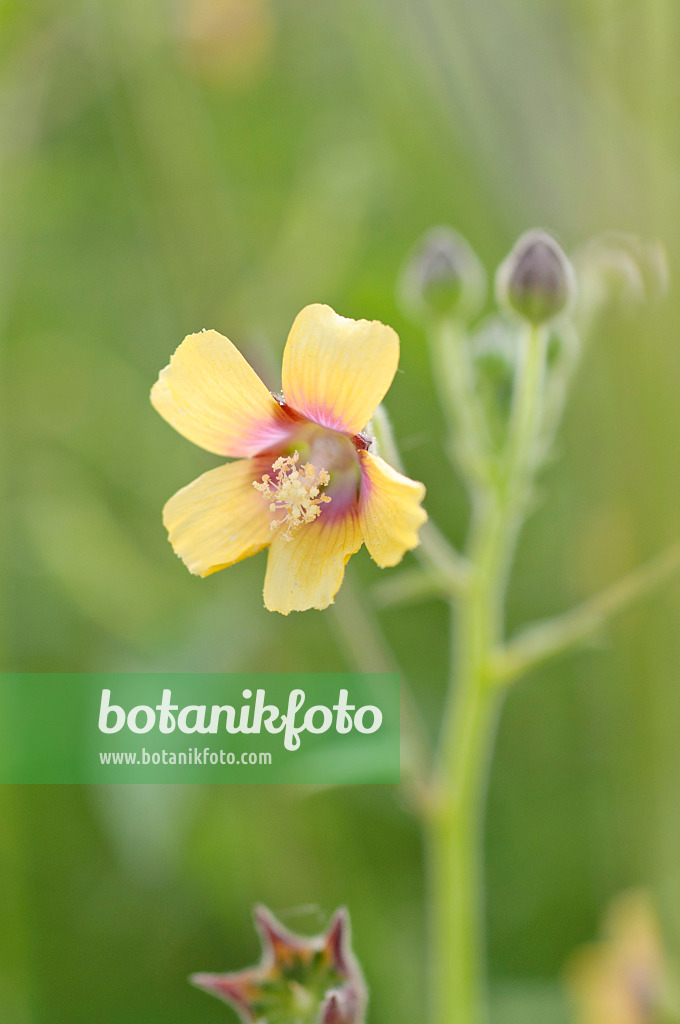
xmin=253 ymin=451 xmax=331 ymax=540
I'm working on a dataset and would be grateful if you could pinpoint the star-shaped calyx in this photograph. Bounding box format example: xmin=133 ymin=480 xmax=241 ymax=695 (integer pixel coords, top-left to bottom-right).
xmin=191 ymin=906 xmax=367 ymax=1024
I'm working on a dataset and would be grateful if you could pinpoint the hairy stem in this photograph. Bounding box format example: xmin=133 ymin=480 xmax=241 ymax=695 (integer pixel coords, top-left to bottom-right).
xmin=430 ymin=319 xmax=493 ymax=486
xmin=427 ymin=322 xmax=547 ymax=1024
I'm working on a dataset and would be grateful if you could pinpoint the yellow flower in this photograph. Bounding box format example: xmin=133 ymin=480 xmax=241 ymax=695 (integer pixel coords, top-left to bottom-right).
xmin=566 ymin=891 xmax=669 ymax=1024
xmin=151 ymin=303 xmax=427 ymax=614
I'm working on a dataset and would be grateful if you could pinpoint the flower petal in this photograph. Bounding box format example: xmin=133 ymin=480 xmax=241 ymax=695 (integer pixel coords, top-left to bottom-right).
xmin=358 ymin=451 xmax=427 ymax=567
xmin=282 ymin=304 xmax=400 ymax=434
xmin=263 ymin=509 xmax=363 ymax=614
xmin=151 ymin=329 xmax=294 ymax=457
xmin=163 ymin=458 xmax=273 ymax=577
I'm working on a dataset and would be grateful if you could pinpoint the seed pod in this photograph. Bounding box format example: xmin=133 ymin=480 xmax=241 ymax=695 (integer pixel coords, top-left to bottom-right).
xmin=191 ymin=906 xmax=367 ymax=1024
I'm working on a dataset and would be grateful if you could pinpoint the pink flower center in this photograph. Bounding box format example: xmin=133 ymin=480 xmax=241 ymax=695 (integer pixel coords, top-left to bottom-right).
xmin=254 ymin=425 xmax=361 ymax=536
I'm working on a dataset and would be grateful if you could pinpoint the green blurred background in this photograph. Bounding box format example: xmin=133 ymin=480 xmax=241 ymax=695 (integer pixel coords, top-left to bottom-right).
xmin=2 ymin=0 xmax=680 ymax=1021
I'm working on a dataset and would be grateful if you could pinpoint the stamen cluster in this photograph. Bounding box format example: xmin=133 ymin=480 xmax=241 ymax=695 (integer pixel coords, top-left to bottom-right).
xmin=254 ymin=451 xmax=331 ymax=540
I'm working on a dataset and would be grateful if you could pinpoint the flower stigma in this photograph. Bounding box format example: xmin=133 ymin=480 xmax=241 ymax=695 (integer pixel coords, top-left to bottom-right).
xmin=254 ymin=451 xmax=331 ymax=540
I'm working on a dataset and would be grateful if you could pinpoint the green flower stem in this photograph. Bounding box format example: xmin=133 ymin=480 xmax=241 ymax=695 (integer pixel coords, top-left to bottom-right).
xmin=427 ymin=589 xmax=501 ymax=1024
xmin=501 ymin=322 xmax=548 ymax=503
xmin=428 ymin=686 xmax=497 ymax=1024
xmin=429 ymin=319 xmax=494 ymax=486
xmin=491 ymin=540 xmax=680 ymax=686
xmin=371 ymin=404 xmax=470 ymax=594
xmin=372 ymin=311 xmax=679 ymax=1023
xmin=426 ymin=322 xmax=547 ymax=1024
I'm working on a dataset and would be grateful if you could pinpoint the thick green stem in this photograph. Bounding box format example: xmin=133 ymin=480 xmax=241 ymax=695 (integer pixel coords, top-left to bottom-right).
xmin=427 ymin=680 xmax=499 ymax=1024
xmin=426 ymin=322 xmax=547 ymax=1024
xmin=427 ymin=585 xmax=500 ymax=1024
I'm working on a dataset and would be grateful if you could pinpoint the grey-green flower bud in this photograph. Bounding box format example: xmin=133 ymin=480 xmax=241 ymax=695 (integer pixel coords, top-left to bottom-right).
xmin=575 ymin=233 xmax=668 ymax=314
xmin=400 ymin=227 xmax=486 ymax=322
xmin=496 ymin=229 xmax=575 ymax=325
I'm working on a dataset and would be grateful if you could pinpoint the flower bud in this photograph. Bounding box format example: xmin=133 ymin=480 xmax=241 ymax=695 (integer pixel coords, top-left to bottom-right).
xmin=400 ymin=227 xmax=486 ymax=322
xmin=496 ymin=229 xmax=575 ymax=325
xmin=574 ymin=233 xmax=668 ymax=318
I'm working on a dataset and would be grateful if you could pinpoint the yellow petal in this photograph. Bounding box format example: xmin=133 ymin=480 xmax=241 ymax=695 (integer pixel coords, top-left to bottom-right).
xmin=282 ymin=304 xmax=400 ymax=435
xmin=163 ymin=458 xmax=273 ymax=576
xmin=151 ymin=329 xmax=293 ymax=456
xmin=358 ymin=451 xmax=427 ymax=567
xmin=263 ymin=510 xmax=363 ymax=614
